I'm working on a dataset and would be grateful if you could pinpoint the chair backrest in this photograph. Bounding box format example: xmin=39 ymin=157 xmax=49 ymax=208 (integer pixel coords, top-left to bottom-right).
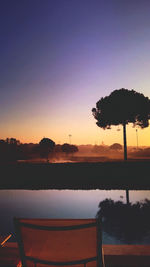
xmin=14 ymin=218 xmax=104 ymax=267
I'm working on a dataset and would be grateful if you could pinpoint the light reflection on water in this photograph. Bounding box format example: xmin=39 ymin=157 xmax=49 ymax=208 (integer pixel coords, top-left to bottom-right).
xmin=0 ymin=189 xmax=150 ymax=244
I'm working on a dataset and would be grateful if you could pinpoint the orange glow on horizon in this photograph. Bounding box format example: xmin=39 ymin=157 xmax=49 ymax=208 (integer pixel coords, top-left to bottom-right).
xmin=1 ymin=122 xmax=150 ymax=147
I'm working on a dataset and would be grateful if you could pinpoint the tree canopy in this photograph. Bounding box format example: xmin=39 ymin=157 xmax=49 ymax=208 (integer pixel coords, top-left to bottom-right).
xmin=61 ymin=143 xmax=78 ymax=154
xmin=109 ymin=143 xmax=122 ymax=150
xmin=39 ymin=138 xmax=55 ymax=161
xmin=39 ymin=138 xmax=55 ymax=150
xmin=92 ymin=88 xmax=150 ymax=129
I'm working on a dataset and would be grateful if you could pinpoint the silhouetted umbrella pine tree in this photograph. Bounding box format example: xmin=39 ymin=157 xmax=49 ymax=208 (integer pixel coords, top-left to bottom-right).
xmin=92 ymin=88 xmax=150 ymax=160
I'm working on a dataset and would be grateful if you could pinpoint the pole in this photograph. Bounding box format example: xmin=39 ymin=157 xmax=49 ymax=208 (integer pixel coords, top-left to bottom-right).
xmin=136 ymin=129 xmax=138 ymax=149
xmin=126 ymin=189 xmax=130 ymax=205
xmin=123 ymin=122 xmax=127 ymax=161
xmin=69 ymin=134 xmax=72 ymax=144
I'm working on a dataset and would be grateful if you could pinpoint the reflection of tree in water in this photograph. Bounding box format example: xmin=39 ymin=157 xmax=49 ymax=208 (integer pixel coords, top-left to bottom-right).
xmin=96 ymin=198 xmax=150 ymax=244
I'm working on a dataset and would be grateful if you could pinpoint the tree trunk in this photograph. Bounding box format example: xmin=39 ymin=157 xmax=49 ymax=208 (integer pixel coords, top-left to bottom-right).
xmin=123 ymin=122 xmax=127 ymax=161
xmin=126 ymin=189 xmax=130 ymax=205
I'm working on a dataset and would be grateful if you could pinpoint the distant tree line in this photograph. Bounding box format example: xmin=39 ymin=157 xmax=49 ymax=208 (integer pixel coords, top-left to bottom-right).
xmin=0 ymin=137 xmax=78 ymax=163
xmin=91 ymin=143 xmax=150 ymax=159
xmin=1 ymin=137 xmax=149 ymax=163
xmin=92 ymin=143 xmax=122 ymax=154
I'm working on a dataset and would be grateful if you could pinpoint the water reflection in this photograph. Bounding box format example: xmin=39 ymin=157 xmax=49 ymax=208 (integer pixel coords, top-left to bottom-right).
xmin=97 ymin=198 xmax=150 ymax=244
xmin=0 ymin=190 xmax=150 ymax=244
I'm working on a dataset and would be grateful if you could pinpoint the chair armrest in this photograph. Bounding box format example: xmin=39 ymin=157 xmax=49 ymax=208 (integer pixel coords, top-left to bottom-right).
xmin=0 ymin=234 xmax=12 ymax=247
xmin=102 ymin=247 xmax=105 ymax=267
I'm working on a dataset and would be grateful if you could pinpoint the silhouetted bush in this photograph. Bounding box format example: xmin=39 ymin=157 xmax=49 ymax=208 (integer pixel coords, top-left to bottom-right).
xmin=97 ymin=198 xmax=150 ymax=243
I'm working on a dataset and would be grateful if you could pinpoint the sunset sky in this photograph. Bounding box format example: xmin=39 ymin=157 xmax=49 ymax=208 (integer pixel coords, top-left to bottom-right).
xmin=1 ymin=0 xmax=150 ymax=146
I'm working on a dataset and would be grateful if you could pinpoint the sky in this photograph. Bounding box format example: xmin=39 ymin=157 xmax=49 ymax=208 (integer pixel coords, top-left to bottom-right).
xmin=0 ymin=0 xmax=150 ymax=146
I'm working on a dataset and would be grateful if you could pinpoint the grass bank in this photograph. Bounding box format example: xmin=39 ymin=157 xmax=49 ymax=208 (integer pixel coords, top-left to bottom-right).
xmin=0 ymin=161 xmax=150 ymax=190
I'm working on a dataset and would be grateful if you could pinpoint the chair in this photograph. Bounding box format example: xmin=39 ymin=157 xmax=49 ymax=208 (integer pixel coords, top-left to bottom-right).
xmin=14 ymin=218 xmax=105 ymax=267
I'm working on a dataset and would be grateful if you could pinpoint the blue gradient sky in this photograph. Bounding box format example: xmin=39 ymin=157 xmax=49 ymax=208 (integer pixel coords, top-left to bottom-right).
xmin=1 ymin=0 xmax=150 ymax=145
